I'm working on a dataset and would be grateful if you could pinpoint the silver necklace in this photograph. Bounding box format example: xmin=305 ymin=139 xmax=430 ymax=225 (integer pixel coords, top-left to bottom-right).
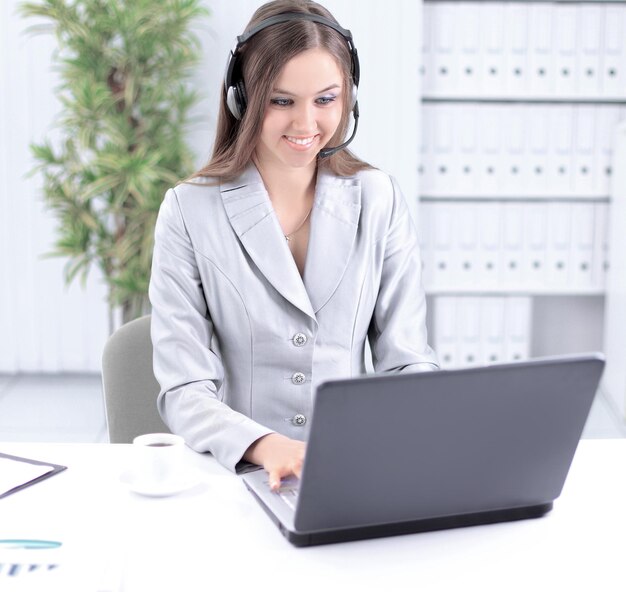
xmin=285 ymin=207 xmax=313 ymax=242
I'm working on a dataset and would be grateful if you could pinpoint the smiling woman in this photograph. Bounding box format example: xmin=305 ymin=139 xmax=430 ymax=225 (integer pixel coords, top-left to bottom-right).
xmin=189 ymin=0 xmax=365 ymax=182
xmin=149 ymin=0 xmax=438 ymax=490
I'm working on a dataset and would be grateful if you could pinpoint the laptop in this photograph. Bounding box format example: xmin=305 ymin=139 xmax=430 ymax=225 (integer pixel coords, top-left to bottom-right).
xmin=242 ymin=353 xmax=605 ymax=547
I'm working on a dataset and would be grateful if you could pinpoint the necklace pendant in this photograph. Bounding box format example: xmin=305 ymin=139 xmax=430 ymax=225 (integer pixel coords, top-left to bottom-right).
xmin=285 ymin=235 xmax=290 ymax=242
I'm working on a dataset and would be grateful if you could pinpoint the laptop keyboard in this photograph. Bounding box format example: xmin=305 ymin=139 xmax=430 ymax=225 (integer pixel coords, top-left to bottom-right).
xmin=277 ymin=484 xmax=299 ymax=510
xmin=265 ymin=477 xmax=300 ymax=510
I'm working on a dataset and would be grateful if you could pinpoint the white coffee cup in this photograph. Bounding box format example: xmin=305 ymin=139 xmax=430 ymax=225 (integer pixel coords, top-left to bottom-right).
xmin=132 ymin=433 xmax=185 ymax=489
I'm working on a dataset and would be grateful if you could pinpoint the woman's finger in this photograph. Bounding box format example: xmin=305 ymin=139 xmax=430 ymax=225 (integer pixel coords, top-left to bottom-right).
xmin=268 ymin=468 xmax=282 ymax=491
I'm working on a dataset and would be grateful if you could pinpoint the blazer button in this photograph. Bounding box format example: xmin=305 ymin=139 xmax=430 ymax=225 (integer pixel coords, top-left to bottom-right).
xmin=293 ymin=333 xmax=307 ymax=347
xmin=292 ymin=372 xmax=306 ymax=385
xmin=292 ymin=414 xmax=307 ymax=426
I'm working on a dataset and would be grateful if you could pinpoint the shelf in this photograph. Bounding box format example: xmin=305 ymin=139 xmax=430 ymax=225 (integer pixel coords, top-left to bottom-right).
xmin=421 ymin=96 xmax=626 ymax=105
xmin=425 ymin=288 xmax=606 ymax=297
xmin=423 ymin=0 xmax=626 ymax=4
xmin=419 ymin=195 xmax=611 ymax=203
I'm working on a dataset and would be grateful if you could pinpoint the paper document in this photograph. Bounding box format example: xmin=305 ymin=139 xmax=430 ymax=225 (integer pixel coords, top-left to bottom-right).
xmin=0 ymin=453 xmax=66 ymax=498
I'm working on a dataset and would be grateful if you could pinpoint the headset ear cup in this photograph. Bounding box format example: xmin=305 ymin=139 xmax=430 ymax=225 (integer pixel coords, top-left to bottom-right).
xmin=350 ymin=84 xmax=358 ymax=110
xmin=237 ymin=80 xmax=248 ymax=115
xmin=226 ymin=81 xmax=248 ymax=120
xmin=226 ymin=85 xmax=241 ymax=120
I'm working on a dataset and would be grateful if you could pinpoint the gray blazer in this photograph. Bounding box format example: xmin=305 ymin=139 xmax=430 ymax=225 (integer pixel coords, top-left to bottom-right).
xmin=149 ymin=162 xmax=438 ymax=472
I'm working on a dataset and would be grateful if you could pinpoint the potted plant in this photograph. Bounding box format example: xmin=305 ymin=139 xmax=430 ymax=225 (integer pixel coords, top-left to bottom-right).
xmin=20 ymin=0 xmax=208 ymax=331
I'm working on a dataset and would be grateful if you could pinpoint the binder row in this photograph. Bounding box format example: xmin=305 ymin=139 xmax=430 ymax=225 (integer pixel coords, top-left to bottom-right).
xmin=420 ymin=103 xmax=626 ymax=198
xmin=418 ymin=201 xmax=608 ymax=293
xmin=433 ymin=296 xmax=531 ymax=370
xmin=421 ymin=2 xmax=626 ymax=99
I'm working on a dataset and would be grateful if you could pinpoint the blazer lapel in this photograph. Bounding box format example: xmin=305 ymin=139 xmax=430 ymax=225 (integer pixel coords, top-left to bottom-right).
xmin=304 ymin=168 xmax=361 ymax=313
xmin=220 ymin=163 xmax=316 ymax=320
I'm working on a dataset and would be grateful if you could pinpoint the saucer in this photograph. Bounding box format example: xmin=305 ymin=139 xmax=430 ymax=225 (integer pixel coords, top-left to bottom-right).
xmin=120 ymin=468 xmax=205 ymax=497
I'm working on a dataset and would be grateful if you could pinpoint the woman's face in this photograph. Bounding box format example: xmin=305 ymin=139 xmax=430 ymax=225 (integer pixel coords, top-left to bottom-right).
xmin=254 ymin=47 xmax=344 ymax=173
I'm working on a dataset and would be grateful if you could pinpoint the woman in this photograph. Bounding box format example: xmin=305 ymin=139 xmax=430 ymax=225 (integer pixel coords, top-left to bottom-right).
xmin=149 ymin=0 xmax=438 ymax=490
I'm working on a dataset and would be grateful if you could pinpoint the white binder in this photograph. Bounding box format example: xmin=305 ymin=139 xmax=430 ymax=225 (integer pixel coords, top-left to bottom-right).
xmin=591 ymin=202 xmax=609 ymax=290
xmin=432 ymin=104 xmax=455 ymax=197
xmin=501 ymin=106 xmax=527 ymax=197
xmin=595 ymin=106 xmax=622 ymax=197
xmin=475 ymin=202 xmax=502 ymax=288
xmin=431 ymin=202 xmax=455 ymax=289
xmin=527 ymin=106 xmax=551 ymax=196
xmin=553 ymin=4 xmax=578 ymax=97
xmin=577 ymin=4 xmax=603 ymax=99
xmin=521 ymin=202 xmax=548 ymax=289
xmin=601 ymin=204 xmax=611 ymax=287
xmin=601 ymin=5 xmax=626 ymax=98
xmin=569 ymin=203 xmax=595 ymax=290
xmin=431 ymin=2 xmax=458 ymax=96
xmin=478 ymin=103 xmax=501 ymax=196
xmin=421 ymin=3 xmax=435 ymax=93
xmin=503 ymin=3 xmax=529 ymax=97
xmin=455 ymin=203 xmax=480 ymax=287
xmin=548 ymin=104 xmax=574 ymax=196
xmin=434 ymin=296 xmax=459 ymax=369
xmin=501 ymin=203 xmax=524 ymax=288
xmin=481 ymin=297 xmax=506 ymax=365
xmin=457 ymin=2 xmax=482 ymax=96
xmin=528 ymin=3 xmax=554 ymax=97
xmin=456 ymin=104 xmax=480 ymax=196
xmin=546 ymin=202 xmax=572 ymax=289
xmin=572 ymin=106 xmax=597 ymax=197
xmin=504 ymin=297 xmax=531 ymax=363
xmin=458 ymin=296 xmax=482 ymax=367
xmin=479 ymin=2 xmax=506 ymax=96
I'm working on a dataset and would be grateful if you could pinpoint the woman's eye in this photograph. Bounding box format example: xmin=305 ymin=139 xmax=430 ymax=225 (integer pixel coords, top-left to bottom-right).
xmin=270 ymin=96 xmax=337 ymax=107
xmin=270 ymin=98 xmax=292 ymax=107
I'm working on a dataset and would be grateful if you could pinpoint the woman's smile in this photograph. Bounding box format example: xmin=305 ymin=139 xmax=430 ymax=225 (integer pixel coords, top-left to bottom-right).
xmin=283 ymin=134 xmax=319 ymax=150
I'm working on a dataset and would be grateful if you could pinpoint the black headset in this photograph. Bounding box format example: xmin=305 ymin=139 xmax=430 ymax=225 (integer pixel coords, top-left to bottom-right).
xmin=224 ymin=11 xmax=360 ymax=159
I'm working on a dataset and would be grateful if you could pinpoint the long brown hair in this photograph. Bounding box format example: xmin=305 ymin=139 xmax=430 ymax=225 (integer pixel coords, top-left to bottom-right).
xmin=185 ymin=0 xmax=372 ymax=184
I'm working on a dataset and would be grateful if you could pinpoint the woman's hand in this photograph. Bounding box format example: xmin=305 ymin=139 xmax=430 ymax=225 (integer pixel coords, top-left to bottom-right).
xmin=244 ymin=433 xmax=306 ymax=491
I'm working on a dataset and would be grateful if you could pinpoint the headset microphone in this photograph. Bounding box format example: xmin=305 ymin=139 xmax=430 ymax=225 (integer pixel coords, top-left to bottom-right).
xmin=318 ymin=102 xmax=359 ymax=159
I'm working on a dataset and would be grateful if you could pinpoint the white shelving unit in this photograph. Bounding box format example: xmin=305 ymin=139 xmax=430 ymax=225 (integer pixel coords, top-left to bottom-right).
xmin=419 ymin=0 xmax=626 ymax=380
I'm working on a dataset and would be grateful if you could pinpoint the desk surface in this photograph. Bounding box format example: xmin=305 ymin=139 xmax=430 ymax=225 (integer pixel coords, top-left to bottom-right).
xmin=0 ymin=439 xmax=625 ymax=592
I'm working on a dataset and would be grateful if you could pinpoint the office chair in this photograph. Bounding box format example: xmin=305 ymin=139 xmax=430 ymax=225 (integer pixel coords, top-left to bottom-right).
xmin=101 ymin=314 xmax=170 ymax=442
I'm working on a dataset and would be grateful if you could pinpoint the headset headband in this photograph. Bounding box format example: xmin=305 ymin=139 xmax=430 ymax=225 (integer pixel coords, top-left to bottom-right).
xmin=225 ymin=11 xmax=360 ymax=93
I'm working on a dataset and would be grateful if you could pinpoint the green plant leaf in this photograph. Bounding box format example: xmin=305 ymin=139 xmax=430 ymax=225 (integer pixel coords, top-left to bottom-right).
xmin=21 ymin=0 xmax=206 ymax=325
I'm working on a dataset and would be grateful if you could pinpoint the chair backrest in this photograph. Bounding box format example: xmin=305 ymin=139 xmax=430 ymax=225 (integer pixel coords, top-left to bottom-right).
xmin=101 ymin=315 xmax=170 ymax=443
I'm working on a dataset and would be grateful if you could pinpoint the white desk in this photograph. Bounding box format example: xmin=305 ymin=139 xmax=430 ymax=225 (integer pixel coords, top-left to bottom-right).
xmin=0 ymin=439 xmax=625 ymax=592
